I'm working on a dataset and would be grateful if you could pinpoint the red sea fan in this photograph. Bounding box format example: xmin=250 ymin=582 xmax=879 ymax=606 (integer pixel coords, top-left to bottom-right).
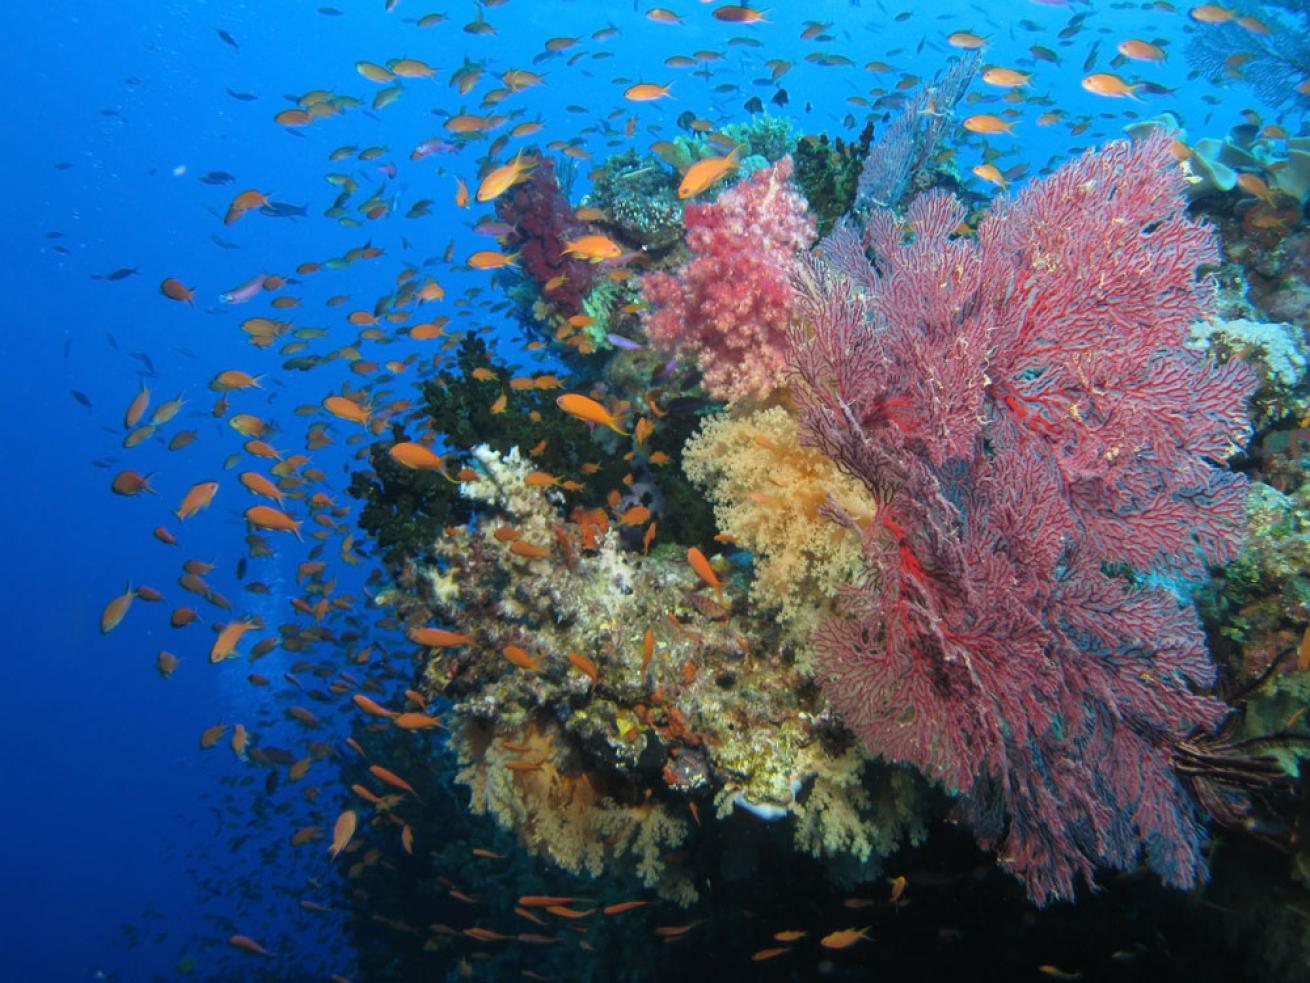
xmin=641 ymin=157 xmax=816 ymax=403
xmin=789 ymin=132 xmax=1256 ymax=905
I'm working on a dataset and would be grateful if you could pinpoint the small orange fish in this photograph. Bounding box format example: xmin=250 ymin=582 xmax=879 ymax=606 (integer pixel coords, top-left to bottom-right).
xmin=160 ymin=277 xmax=195 ymax=304
xmin=603 ymin=900 xmax=648 ymax=915
xmin=245 ymin=505 xmax=303 ymax=540
xmin=678 ymin=148 xmax=738 ymax=199
xmin=752 ymin=947 xmax=792 ymax=961
xmin=1188 ymin=4 xmax=1234 ymax=24
xmin=640 ymin=629 xmax=654 ymax=675
xmin=228 ymin=934 xmax=271 ymax=956
xmin=476 ymin=150 xmax=534 ymax=202
xmin=393 ymin=712 xmax=442 ymax=730
xmin=389 ymin=442 xmax=444 ymax=470
xmin=210 ymin=618 xmax=257 ymax=663
xmin=100 ymin=584 xmax=135 ymax=633
xmin=962 ymin=114 xmax=1014 ymax=134
xmin=820 ymin=926 xmax=870 ymax=949
xmin=467 ymin=249 xmax=519 ymax=270
xmin=568 ymin=652 xmax=598 ymax=682
xmin=686 ymin=547 xmax=723 ymax=604
xmin=617 ymin=505 xmax=651 ymax=526
xmin=557 ymin=393 xmax=628 ymax=435
xmin=369 ymin=763 xmax=419 ymax=797
xmin=503 ymin=644 xmax=542 ymax=671
xmin=518 ymin=895 xmax=578 ymax=908
xmin=323 ymin=395 xmax=369 ymax=423
xmin=328 ymin=810 xmax=357 ymax=860
xmin=175 ymin=481 xmax=220 ymax=520
xmin=562 ymin=234 xmax=623 ymax=262
xmin=625 ymin=82 xmax=673 ymax=102
xmin=352 ymin=694 xmax=395 ymax=718
xmin=1081 ymin=73 xmax=1139 ymax=99
xmin=510 ymin=540 xmax=550 ymax=559
xmin=1117 ymin=39 xmax=1166 ymax=62
xmin=225 ymin=190 xmax=270 ymax=224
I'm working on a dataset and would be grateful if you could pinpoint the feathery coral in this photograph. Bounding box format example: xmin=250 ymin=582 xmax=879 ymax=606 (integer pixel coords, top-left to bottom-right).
xmin=682 ymin=406 xmax=875 ymax=637
xmin=641 ymin=157 xmax=816 ymax=404
xmin=790 ymin=132 xmax=1257 ymax=905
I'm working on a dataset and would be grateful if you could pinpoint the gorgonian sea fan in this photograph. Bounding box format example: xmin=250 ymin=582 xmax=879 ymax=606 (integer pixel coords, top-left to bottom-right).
xmin=789 ymin=132 xmax=1256 ymax=905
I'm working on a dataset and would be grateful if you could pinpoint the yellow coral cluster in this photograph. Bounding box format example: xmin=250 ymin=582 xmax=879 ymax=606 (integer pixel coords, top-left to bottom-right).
xmin=453 ymin=715 xmax=697 ymax=905
xmin=682 ymin=406 xmax=876 ymax=637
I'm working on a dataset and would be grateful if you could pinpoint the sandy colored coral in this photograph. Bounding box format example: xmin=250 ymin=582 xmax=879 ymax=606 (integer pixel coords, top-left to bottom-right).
xmin=682 ymin=406 xmax=876 ymax=637
xmin=452 ymin=716 xmax=696 ymax=904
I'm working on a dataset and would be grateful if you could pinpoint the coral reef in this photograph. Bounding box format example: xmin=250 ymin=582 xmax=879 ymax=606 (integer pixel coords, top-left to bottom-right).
xmin=495 ymin=156 xmax=598 ymax=319
xmin=854 ymin=51 xmax=979 ymax=213
xmin=1185 ymin=4 xmax=1310 ymax=113
xmin=641 ymin=157 xmax=816 ymax=404
xmin=793 ymin=122 xmax=874 ymax=236
xmin=682 ymin=406 xmax=874 ymax=644
xmin=584 ymin=150 xmax=686 ymax=251
xmin=1190 ymin=316 xmax=1309 ymax=428
xmin=789 ymin=133 xmax=1257 ymax=905
xmin=375 ymin=443 xmax=927 ymax=903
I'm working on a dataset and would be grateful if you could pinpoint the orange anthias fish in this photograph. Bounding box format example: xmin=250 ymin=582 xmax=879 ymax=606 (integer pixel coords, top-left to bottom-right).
xmin=328 ymin=809 xmax=357 ymax=860
xmin=1081 ymin=73 xmax=1140 ymax=99
xmin=159 ymin=277 xmax=195 ymax=304
xmin=210 ymin=618 xmax=258 ymax=663
xmin=476 ymin=150 xmax=533 ymax=202
xmin=100 ymin=584 xmax=135 ymax=634
xmin=224 ymin=190 xmax=270 ymax=224
xmin=388 ymin=441 xmax=443 ymax=470
xmin=176 ymin=481 xmax=219 ymax=520
xmin=625 ymin=82 xmax=673 ymax=102
xmin=408 ymin=627 xmax=474 ymax=648
xmin=678 ymin=147 xmax=738 ymax=199
xmin=369 ymin=764 xmax=419 ymax=797
xmin=561 ymin=234 xmax=623 ymax=262
xmin=962 ymin=114 xmax=1014 ymax=134
xmin=245 ymin=505 xmax=303 ymax=541
xmin=467 ymin=249 xmax=519 ymax=270
xmin=556 ymin=393 xmax=629 ymax=436
xmin=820 ymin=926 xmax=870 ymax=949
xmin=686 ymin=547 xmax=723 ymax=604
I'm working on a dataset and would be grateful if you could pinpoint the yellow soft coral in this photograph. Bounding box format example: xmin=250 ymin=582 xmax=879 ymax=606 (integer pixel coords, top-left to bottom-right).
xmin=453 ymin=715 xmax=695 ymax=903
xmin=682 ymin=405 xmax=876 ymax=634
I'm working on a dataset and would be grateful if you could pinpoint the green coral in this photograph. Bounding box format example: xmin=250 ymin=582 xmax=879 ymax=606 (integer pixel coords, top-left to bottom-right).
xmin=792 ymin=122 xmax=874 ymax=236
xmin=585 ymin=150 xmax=685 ymax=249
xmin=347 ymin=423 xmax=470 ymax=570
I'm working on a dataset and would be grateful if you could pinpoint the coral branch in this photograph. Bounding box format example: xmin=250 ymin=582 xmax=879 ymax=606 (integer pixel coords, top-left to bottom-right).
xmin=790 ymin=132 xmax=1256 ymax=905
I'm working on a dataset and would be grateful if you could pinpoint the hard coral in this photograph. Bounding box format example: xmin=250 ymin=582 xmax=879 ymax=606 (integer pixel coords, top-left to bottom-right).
xmin=641 ymin=157 xmax=816 ymax=404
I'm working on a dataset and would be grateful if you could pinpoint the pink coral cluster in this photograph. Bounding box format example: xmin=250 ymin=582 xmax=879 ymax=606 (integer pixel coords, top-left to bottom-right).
xmin=789 ymin=133 xmax=1257 ymax=905
xmin=641 ymin=157 xmax=815 ymax=403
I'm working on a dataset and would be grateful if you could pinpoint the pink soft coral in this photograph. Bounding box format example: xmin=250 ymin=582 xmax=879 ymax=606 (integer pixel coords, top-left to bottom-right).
xmin=641 ymin=157 xmax=815 ymax=403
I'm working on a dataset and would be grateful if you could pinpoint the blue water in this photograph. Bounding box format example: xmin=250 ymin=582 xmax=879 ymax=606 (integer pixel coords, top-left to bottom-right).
xmin=0 ymin=1 xmax=1295 ymax=979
